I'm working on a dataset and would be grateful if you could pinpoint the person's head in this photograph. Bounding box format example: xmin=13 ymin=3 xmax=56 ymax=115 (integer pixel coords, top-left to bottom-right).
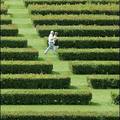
xmin=50 ymin=31 xmax=54 ymax=35
xmin=55 ymin=32 xmax=58 ymax=36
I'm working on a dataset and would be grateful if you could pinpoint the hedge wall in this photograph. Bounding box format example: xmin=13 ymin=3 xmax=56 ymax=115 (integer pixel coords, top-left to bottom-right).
xmin=58 ymin=48 xmax=119 ymax=60
xmin=32 ymin=14 xmax=119 ymax=26
xmin=1 ymin=111 xmax=119 ymax=120
xmin=1 ymin=89 xmax=92 ymax=105
xmin=58 ymin=37 xmax=119 ymax=48
xmin=0 ymin=15 xmax=12 ymax=25
xmin=1 ymin=74 xmax=71 ymax=89
xmin=29 ymin=4 xmax=119 ymax=15
xmin=70 ymin=61 xmax=119 ymax=74
xmin=0 ymin=37 xmax=27 ymax=48
xmin=87 ymin=75 xmax=120 ymax=89
xmin=1 ymin=48 xmax=39 ymax=60
xmin=37 ymin=25 xmax=119 ymax=37
xmin=0 ymin=25 xmax=18 ymax=36
xmin=1 ymin=61 xmax=53 ymax=74
xmin=111 ymin=91 xmax=120 ymax=105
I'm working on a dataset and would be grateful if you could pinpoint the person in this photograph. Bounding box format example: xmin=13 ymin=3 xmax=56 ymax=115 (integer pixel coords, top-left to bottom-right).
xmin=44 ymin=31 xmax=55 ymax=54
xmin=53 ymin=32 xmax=59 ymax=51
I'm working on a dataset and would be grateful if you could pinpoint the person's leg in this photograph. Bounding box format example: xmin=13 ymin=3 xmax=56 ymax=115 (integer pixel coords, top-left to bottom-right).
xmin=44 ymin=42 xmax=51 ymax=54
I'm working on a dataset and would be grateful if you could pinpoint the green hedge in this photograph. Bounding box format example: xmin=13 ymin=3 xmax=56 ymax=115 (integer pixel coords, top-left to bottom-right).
xmin=111 ymin=91 xmax=120 ymax=105
xmin=58 ymin=37 xmax=119 ymax=48
xmin=1 ymin=74 xmax=71 ymax=89
xmin=24 ymin=0 xmax=119 ymax=6
xmin=29 ymin=4 xmax=119 ymax=15
xmin=58 ymin=48 xmax=119 ymax=60
xmin=0 ymin=37 xmax=27 ymax=48
xmin=37 ymin=25 xmax=119 ymax=37
xmin=1 ymin=89 xmax=92 ymax=105
xmin=70 ymin=61 xmax=119 ymax=74
xmin=1 ymin=61 xmax=53 ymax=74
xmin=32 ymin=14 xmax=119 ymax=26
xmin=0 ymin=15 xmax=12 ymax=25
xmin=0 ymin=25 xmax=18 ymax=36
xmin=87 ymin=75 xmax=120 ymax=89
xmin=1 ymin=48 xmax=39 ymax=60
xmin=0 ymin=5 xmax=7 ymax=14
xmin=1 ymin=111 xmax=119 ymax=120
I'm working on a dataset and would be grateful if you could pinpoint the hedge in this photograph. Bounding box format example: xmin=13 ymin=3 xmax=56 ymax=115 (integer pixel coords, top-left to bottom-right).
xmin=0 ymin=5 xmax=7 ymax=14
xmin=57 ymin=37 xmax=119 ymax=48
xmin=24 ymin=0 xmax=119 ymax=6
xmin=0 ymin=15 xmax=12 ymax=25
xmin=29 ymin=4 xmax=119 ymax=15
xmin=1 ymin=48 xmax=39 ymax=60
xmin=37 ymin=25 xmax=119 ymax=37
xmin=0 ymin=24 xmax=18 ymax=36
xmin=58 ymin=48 xmax=119 ymax=61
xmin=1 ymin=89 xmax=92 ymax=105
xmin=111 ymin=91 xmax=120 ymax=105
xmin=87 ymin=75 xmax=120 ymax=89
xmin=32 ymin=14 xmax=119 ymax=26
xmin=1 ymin=111 xmax=119 ymax=120
xmin=1 ymin=74 xmax=71 ymax=89
xmin=0 ymin=37 xmax=27 ymax=48
xmin=70 ymin=61 xmax=119 ymax=74
xmin=1 ymin=61 xmax=53 ymax=74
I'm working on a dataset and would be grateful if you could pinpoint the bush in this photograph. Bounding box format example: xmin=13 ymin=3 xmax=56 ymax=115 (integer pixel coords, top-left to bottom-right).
xmin=1 ymin=89 xmax=92 ymax=105
xmin=0 ymin=5 xmax=7 ymax=14
xmin=32 ymin=14 xmax=119 ymax=26
xmin=1 ymin=61 xmax=53 ymax=74
xmin=111 ymin=91 xmax=120 ymax=105
xmin=70 ymin=61 xmax=119 ymax=74
xmin=1 ymin=48 xmax=39 ymax=60
xmin=0 ymin=24 xmax=18 ymax=36
xmin=29 ymin=4 xmax=119 ymax=15
xmin=0 ymin=37 xmax=27 ymax=48
xmin=0 ymin=15 xmax=12 ymax=25
xmin=37 ymin=25 xmax=119 ymax=37
xmin=1 ymin=111 xmax=119 ymax=120
xmin=1 ymin=74 xmax=71 ymax=89
xmin=87 ymin=75 xmax=120 ymax=89
xmin=58 ymin=37 xmax=119 ymax=48
xmin=58 ymin=48 xmax=119 ymax=60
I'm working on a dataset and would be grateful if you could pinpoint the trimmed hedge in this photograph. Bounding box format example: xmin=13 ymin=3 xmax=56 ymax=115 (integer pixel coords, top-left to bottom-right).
xmin=24 ymin=0 xmax=119 ymax=6
xmin=1 ymin=61 xmax=53 ymax=74
xmin=0 ymin=5 xmax=7 ymax=14
xmin=29 ymin=4 xmax=119 ymax=15
xmin=1 ymin=74 xmax=71 ymax=89
xmin=1 ymin=111 xmax=119 ymax=120
xmin=0 ymin=15 xmax=12 ymax=25
xmin=58 ymin=37 xmax=119 ymax=48
xmin=87 ymin=75 xmax=120 ymax=89
xmin=70 ymin=61 xmax=119 ymax=74
xmin=111 ymin=91 xmax=120 ymax=105
xmin=32 ymin=15 xmax=119 ymax=26
xmin=0 ymin=24 xmax=18 ymax=36
xmin=1 ymin=89 xmax=92 ymax=105
xmin=58 ymin=48 xmax=119 ymax=60
xmin=37 ymin=25 xmax=119 ymax=37
xmin=1 ymin=48 xmax=39 ymax=60
xmin=0 ymin=37 xmax=27 ymax=48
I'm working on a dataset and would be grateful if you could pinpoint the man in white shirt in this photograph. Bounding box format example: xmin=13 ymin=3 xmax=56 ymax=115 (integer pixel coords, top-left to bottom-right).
xmin=44 ymin=31 xmax=55 ymax=54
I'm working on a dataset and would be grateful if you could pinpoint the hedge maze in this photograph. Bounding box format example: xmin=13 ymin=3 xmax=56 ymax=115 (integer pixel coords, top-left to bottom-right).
xmin=1 ymin=0 xmax=119 ymax=120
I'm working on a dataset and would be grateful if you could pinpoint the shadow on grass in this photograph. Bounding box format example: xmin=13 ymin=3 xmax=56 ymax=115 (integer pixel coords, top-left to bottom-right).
xmin=69 ymin=85 xmax=78 ymax=89
xmin=90 ymin=102 xmax=101 ymax=106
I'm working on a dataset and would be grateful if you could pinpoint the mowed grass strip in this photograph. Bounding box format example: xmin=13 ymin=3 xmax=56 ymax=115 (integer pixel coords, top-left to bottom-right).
xmin=1 ymin=48 xmax=39 ymax=60
xmin=32 ymin=14 xmax=119 ymax=26
xmin=0 ymin=15 xmax=12 ymax=25
xmin=37 ymin=25 xmax=119 ymax=37
xmin=1 ymin=37 xmax=27 ymax=48
xmin=1 ymin=74 xmax=71 ymax=89
xmin=1 ymin=61 xmax=53 ymax=74
xmin=0 ymin=24 xmax=18 ymax=36
xmin=70 ymin=61 xmax=119 ymax=74
xmin=1 ymin=89 xmax=92 ymax=105
xmin=87 ymin=75 xmax=120 ymax=89
xmin=57 ymin=48 xmax=119 ymax=60
xmin=58 ymin=37 xmax=119 ymax=48
xmin=29 ymin=4 xmax=119 ymax=15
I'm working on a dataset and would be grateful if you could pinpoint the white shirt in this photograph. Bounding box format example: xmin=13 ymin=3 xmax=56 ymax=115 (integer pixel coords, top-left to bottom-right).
xmin=48 ymin=34 xmax=54 ymax=43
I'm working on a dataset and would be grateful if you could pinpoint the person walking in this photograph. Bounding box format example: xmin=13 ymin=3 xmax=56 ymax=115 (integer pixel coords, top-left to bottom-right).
xmin=44 ymin=31 xmax=55 ymax=54
xmin=53 ymin=32 xmax=59 ymax=51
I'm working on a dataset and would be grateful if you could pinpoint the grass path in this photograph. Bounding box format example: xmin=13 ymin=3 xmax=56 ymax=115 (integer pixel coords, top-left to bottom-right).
xmin=3 ymin=0 xmax=119 ymax=112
